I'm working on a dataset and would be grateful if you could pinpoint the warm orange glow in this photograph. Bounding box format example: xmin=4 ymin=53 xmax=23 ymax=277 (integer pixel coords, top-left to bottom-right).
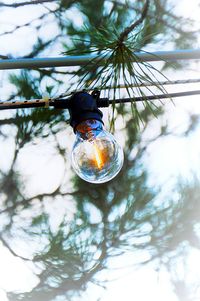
xmin=93 ymin=141 xmax=104 ymax=169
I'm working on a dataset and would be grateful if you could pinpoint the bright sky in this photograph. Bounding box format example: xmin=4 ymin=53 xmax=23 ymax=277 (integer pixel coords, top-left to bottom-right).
xmin=0 ymin=1 xmax=200 ymax=301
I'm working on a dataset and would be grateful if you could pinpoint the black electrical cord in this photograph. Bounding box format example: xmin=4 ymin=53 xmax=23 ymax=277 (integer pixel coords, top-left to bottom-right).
xmin=98 ymin=90 xmax=200 ymax=106
xmin=0 ymin=89 xmax=200 ymax=111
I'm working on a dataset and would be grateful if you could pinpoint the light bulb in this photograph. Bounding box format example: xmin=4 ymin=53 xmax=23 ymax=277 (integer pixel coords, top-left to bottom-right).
xmin=68 ymin=91 xmax=124 ymax=184
xmin=71 ymin=119 xmax=124 ymax=184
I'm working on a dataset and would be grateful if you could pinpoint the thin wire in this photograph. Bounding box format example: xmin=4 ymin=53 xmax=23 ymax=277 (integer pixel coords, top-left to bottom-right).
xmin=94 ymin=78 xmax=200 ymax=90
xmin=52 ymin=78 xmax=200 ymax=99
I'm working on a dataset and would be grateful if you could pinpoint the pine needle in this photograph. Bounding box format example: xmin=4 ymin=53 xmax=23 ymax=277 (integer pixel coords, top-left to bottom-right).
xmin=63 ymin=21 xmax=170 ymax=129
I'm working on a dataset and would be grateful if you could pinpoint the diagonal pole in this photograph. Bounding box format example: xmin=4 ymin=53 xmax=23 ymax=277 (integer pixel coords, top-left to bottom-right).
xmin=0 ymin=49 xmax=200 ymax=70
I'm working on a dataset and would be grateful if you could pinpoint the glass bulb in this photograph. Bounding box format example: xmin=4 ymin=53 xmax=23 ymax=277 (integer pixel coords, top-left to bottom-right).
xmin=71 ymin=119 xmax=124 ymax=184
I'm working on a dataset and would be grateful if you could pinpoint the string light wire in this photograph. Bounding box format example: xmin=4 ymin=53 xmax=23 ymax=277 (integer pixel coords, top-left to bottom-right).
xmin=0 ymin=86 xmax=200 ymax=110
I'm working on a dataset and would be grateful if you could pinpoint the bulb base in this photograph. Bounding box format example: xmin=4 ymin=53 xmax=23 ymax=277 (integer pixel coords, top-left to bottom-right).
xmin=69 ymin=92 xmax=103 ymax=132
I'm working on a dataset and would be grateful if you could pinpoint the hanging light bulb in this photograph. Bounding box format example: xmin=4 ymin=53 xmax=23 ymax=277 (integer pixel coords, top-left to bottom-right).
xmin=71 ymin=119 xmax=124 ymax=183
xmin=69 ymin=92 xmax=124 ymax=184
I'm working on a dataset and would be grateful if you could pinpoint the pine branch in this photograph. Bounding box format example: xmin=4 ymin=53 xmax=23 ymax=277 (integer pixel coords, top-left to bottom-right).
xmin=0 ymin=10 xmax=53 ymax=37
xmin=0 ymin=235 xmax=30 ymax=261
xmin=118 ymin=0 xmax=150 ymax=43
xmin=0 ymin=0 xmax=57 ymax=8
xmin=114 ymin=0 xmax=198 ymax=36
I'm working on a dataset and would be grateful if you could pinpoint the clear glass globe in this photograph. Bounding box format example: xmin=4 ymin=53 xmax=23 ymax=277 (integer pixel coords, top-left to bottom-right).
xmin=71 ymin=119 xmax=124 ymax=184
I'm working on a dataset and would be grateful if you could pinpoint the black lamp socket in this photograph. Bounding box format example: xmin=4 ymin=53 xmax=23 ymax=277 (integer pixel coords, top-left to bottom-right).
xmin=68 ymin=92 xmax=103 ymax=132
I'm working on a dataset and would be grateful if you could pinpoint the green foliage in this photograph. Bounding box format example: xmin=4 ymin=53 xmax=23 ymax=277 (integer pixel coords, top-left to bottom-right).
xmin=64 ymin=24 xmax=170 ymax=129
xmin=9 ymin=71 xmax=41 ymax=99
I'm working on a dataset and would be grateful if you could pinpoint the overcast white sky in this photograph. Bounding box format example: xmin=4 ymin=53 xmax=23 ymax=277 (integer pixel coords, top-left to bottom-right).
xmin=0 ymin=1 xmax=200 ymax=301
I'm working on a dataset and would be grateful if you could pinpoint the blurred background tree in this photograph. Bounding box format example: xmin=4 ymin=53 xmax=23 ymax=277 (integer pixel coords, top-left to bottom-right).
xmin=0 ymin=1 xmax=199 ymax=301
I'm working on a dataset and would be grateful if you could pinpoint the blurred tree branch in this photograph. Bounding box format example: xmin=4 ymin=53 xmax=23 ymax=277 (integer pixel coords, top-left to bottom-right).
xmin=0 ymin=0 xmax=58 ymax=8
xmin=118 ymin=0 xmax=150 ymax=43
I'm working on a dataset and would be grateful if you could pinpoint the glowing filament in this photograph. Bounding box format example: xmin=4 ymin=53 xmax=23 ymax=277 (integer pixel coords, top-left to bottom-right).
xmin=93 ymin=141 xmax=104 ymax=169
